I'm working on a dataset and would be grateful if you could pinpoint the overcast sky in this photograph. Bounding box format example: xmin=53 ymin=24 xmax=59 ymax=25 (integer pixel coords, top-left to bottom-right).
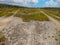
xmin=0 ymin=0 xmax=60 ymax=7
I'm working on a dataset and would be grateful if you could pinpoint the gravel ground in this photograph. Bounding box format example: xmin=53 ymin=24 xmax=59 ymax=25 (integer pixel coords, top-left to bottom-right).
xmin=0 ymin=17 xmax=60 ymax=45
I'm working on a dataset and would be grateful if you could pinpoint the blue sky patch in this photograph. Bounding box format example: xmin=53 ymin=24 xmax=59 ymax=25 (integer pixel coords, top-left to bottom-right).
xmin=0 ymin=0 xmax=60 ymax=7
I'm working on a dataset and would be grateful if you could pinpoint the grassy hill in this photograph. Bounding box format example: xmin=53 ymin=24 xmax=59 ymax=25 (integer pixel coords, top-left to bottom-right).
xmin=0 ymin=4 xmax=60 ymax=21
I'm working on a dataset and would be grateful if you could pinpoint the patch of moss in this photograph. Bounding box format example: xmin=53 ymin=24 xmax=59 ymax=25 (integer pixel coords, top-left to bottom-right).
xmin=0 ymin=34 xmax=6 ymax=42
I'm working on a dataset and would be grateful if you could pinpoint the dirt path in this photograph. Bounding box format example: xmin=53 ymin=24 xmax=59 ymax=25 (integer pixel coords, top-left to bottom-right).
xmin=40 ymin=11 xmax=59 ymax=22
xmin=40 ymin=11 xmax=60 ymax=45
xmin=40 ymin=11 xmax=60 ymax=28
xmin=41 ymin=11 xmax=60 ymax=30
xmin=0 ymin=9 xmax=19 ymax=20
xmin=54 ymin=15 xmax=60 ymax=19
xmin=0 ymin=9 xmax=19 ymax=31
xmin=12 ymin=9 xmax=19 ymax=16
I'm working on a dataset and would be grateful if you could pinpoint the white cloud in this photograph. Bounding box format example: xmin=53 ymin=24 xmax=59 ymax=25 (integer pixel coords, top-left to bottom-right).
xmin=0 ymin=0 xmax=5 ymax=1
xmin=0 ymin=0 xmax=39 ymax=7
xmin=32 ymin=0 xmax=39 ymax=3
xmin=44 ymin=0 xmax=60 ymax=7
xmin=13 ymin=0 xmax=38 ymax=3
xmin=13 ymin=0 xmax=39 ymax=6
xmin=13 ymin=0 xmax=23 ymax=3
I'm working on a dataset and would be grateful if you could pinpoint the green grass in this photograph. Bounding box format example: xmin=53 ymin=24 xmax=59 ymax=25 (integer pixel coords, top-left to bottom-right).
xmin=0 ymin=34 xmax=6 ymax=45
xmin=14 ymin=8 xmax=49 ymax=21
xmin=0 ymin=5 xmax=60 ymax=22
xmin=0 ymin=6 xmax=49 ymax=22
xmin=49 ymin=14 xmax=60 ymax=21
xmin=0 ymin=7 xmax=17 ymax=17
xmin=15 ymin=12 xmax=49 ymax=22
xmin=46 ymin=13 xmax=60 ymax=21
xmin=42 ymin=9 xmax=60 ymax=21
xmin=0 ymin=11 xmax=13 ymax=17
xmin=46 ymin=10 xmax=60 ymax=17
xmin=0 ymin=34 xmax=6 ymax=42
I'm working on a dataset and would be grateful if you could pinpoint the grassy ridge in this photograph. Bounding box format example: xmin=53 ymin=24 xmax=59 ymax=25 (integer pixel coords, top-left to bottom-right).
xmin=14 ymin=8 xmax=49 ymax=21
xmin=0 ymin=4 xmax=60 ymax=21
xmin=0 ymin=4 xmax=50 ymax=22
xmin=42 ymin=9 xmax=60 ymax=21
xmin=44 ymin=9 xmax=60 ymax=17
xmin=15 ymin=12 xmax=49 ymax=21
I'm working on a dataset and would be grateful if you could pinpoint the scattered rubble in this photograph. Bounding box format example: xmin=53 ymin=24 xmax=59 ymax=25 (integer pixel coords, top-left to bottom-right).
xmin=0 ymin=17 xmax=60 ymax=45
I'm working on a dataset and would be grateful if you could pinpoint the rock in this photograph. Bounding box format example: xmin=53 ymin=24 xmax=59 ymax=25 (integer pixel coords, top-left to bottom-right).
xmin=0 ymin=17 xmax=60 ymax=45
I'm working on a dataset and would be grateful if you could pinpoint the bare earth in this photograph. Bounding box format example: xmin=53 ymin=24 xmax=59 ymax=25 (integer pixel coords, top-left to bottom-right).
xmin=0 ymin=10 xmax=60 ymax=45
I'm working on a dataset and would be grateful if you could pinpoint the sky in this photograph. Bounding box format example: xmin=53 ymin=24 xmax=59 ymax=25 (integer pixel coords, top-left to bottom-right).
xmin=0 ymin=0 xmax=60 ymax=7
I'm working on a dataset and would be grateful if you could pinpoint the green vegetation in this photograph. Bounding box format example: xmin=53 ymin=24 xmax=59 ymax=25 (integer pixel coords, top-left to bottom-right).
xmin=44 ymin=12 xmax=60 ymax=21
xmin=0 ymin=4 xmax=49 ymax=22
xmin=15 ymin=13 xmax=49 ymax=21
xmin=0 ymin=35 xmax=5 ymax=42
xmin=0 ymin=34 xmax=6 ymax=45
xmin=49 ymin=14 xmax=60 ymax=21
xmin=46 ymin=9 xmax=60 ymax=17
xmin=15 ymin=9 xmax=49 ymax=21
xmin=0 ymin=4 xmax=60 ymax=21
xmin=42 ymin=8 xmax=60 ymax=21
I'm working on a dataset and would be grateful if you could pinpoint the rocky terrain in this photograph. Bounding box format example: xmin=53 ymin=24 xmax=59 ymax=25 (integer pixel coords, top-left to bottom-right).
xmin=0 ymin=16 xmax=60 ymax=45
